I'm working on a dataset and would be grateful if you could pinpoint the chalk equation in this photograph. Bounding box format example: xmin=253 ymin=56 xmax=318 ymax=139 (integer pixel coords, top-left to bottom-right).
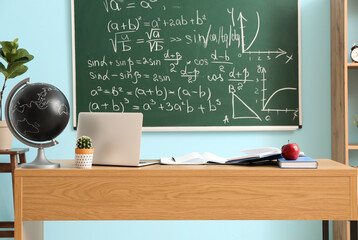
xmin=74 ymin=0 xmax=300 ymax=127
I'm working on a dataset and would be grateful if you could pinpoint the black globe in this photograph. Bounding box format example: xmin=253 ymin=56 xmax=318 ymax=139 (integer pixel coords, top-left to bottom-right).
xmin=9 ymin=83 xmax=70 ymax=142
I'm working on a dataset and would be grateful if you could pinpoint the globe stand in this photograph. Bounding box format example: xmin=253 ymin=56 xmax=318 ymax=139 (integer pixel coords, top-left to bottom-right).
xmin=20 ymin=148 xmax=60 ymax=169
xmin=4 ymin=78 xmax=67 ymax=169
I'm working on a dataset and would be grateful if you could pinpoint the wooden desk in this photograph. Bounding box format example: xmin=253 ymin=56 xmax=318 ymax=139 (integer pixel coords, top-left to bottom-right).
xmin=14 ymin=159 xmax=358 ymax=240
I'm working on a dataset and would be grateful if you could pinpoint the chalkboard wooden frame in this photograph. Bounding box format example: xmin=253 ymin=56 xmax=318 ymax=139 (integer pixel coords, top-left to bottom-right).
xmin=71 ymin=0 xmax=302 ymax=131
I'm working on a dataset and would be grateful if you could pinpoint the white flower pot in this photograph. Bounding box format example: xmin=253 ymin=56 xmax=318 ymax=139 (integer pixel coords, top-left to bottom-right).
xmin=75 ymin=148 xmax=94 ymax=169
xmin=0 ymin=120 xmax=13 ymax=150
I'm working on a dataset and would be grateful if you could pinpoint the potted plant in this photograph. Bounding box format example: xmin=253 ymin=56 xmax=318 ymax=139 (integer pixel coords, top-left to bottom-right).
xmin=75 ymin=136 xmax=94 ymax=168
xmin=0 ymin=38 xmax=34 ymax=149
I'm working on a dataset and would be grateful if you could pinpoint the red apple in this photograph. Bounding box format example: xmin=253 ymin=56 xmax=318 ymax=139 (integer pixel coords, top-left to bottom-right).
xmin=281 ymin=142 xmax=300 ymax=160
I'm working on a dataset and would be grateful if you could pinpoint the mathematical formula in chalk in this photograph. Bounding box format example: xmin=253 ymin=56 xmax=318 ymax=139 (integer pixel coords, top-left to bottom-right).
xmin=74 ymin=0 xmax=300 ymax=127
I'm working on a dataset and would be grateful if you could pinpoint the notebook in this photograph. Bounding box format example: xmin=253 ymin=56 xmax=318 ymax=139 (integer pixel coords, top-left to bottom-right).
xmin=277 ymin=157 xmax=318 ymax=169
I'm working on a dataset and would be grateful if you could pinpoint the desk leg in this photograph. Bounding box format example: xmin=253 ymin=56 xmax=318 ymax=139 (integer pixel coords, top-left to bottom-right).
xmin=323 ymin=221 xmax=329 ymax=240
xmin=14 ymin=175 xmax=44 ymax=240
xmin=14 ymin=175 xmax=22 ymax=240
xmin=15 ymin=221 xmax=44 ymax=240
xmin=10 ymin=154 xmax=18 ymax=206
xmin=23 ymin=222 xmax=43 ymax=240
xmin=351 ymin=221 xmax=357 ymax=240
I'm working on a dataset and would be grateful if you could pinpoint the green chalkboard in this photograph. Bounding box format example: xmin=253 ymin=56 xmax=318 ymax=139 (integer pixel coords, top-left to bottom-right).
xmin=72 ymin=0 xmax=300 ymax=131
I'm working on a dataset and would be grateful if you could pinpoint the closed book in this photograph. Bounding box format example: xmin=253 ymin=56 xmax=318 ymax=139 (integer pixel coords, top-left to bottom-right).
xmin=278 ymin=157 xmax=318 ymax=169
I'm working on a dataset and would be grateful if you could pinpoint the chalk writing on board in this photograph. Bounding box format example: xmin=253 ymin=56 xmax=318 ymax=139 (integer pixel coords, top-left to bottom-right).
xmin=74 ymin=0 xmax=299 ymax=127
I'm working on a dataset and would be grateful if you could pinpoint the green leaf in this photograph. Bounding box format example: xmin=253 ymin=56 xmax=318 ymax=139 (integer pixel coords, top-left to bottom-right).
xmin=0 ymin=49 xmax=6 ymax=62
xmin=10 ymin=38 xmax=19 ymax=53
xmin=11 ymin=59 xmax=29 ymax=68
xmin=0 ymin=62 xmax=5 ymax=71
xmin=0 ymin=42 xmax=11 ymax=56
xmin=0 ymin=39 xmax=32 ymax=78
xmin=0 ymin=62 xmax=7 ymax=77
xmin=0 ymin=41 xmax=15 ymax=58
xmin=0 ymin=39 xmax=21 ymax=62
xmin=12 ymin=48 xmax=34 ymax=64
xmin=7 ymin=65 xmax=28 ymax=79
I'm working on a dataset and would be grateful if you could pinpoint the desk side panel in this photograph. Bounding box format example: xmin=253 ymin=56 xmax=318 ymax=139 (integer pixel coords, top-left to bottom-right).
xmin=22 ymin=176 xmax=353 ymax=221
xmin=14 ymin=176 xmax=23 ymax=240
xmin=351 ymin=176 xmax=358 ymax=220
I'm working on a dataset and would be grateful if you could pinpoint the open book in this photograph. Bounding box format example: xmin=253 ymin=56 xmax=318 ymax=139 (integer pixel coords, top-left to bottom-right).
xmin=160 ymin=152 xmax=225 ymax=165
xmin=160 ymin=147 xmax=283 ymax=165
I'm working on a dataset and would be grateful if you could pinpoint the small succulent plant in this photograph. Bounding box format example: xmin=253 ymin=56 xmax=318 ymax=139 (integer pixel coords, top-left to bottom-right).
xmin=76 ymin=136 xmax=93 ymax=149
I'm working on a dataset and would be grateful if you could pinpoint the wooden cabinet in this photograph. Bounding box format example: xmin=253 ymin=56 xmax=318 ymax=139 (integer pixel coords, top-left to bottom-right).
xmin=331 ymin=0 xmax=358 ymax=239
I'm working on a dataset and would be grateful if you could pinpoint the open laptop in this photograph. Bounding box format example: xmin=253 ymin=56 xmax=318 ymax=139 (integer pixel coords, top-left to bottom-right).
xmin=77 ymin=112 xmax=157 ymax=167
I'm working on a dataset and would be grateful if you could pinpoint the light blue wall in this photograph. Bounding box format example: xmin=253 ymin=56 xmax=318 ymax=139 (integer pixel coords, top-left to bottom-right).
xmin=0 ymin=0 xmax=331 ymax=239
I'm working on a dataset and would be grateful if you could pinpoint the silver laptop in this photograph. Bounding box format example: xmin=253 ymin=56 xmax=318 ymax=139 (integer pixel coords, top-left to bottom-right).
xmin=77 ymin=112 xmax=157 ymax=167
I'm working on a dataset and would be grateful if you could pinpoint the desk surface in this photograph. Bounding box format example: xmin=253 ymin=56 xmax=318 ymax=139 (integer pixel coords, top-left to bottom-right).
xmin=15 ymin=159 xmax=357 ymax=177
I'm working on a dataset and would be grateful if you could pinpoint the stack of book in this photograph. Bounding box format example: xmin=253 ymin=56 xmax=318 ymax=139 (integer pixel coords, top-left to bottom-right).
xmin=160 ymin=147 xmax=318 ymax=169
